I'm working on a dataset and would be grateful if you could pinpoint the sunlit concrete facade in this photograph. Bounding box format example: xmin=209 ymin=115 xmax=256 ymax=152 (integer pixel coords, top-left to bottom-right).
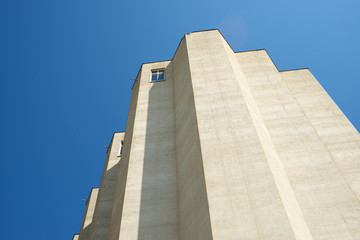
xmin=74 ymin=29 xmax=360 ymax=240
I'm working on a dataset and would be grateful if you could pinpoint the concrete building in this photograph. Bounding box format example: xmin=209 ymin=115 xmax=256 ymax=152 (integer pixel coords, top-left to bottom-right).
xmin=73 ymin=29 xmax=360 ymax=240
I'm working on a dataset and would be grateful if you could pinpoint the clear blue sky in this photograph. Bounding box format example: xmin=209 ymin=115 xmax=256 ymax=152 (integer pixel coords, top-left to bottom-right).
xmin=0 ymin=0 xmax=359 ymax=239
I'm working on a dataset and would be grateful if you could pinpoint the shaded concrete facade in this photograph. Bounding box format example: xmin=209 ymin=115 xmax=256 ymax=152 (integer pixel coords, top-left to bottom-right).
xmin=74 ymin=29 xmax=360 ymax=240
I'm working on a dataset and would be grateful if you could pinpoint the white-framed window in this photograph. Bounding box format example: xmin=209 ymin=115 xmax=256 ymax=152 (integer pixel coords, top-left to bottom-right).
xmin=151 ymin=69 xmax=165 ymax=82
xmin=118 ymin=141 xmax=123 ymax=157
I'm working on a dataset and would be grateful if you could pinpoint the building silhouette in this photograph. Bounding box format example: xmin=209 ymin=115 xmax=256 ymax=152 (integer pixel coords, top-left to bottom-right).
xmin=73 ymin=29 xmax=360 ymax=240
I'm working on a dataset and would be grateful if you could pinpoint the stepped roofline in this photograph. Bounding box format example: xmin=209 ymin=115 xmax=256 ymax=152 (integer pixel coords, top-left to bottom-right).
xmin=134 ymin=29 xmax=308 ymax=81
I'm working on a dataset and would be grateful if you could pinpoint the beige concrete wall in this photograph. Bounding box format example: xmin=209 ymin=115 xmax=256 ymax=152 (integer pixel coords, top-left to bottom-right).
xmin=281 ymin=69 xmax=360 ymax=239
xmin=172 ymin=37 xmax=213 ymax=240
xmin=88 ymin=132 xmax=124 ymax=240
xmin=281 ymin=69 xmax=360 ymax=200
xmin=114 ymin=61 xmax=179 ymax=240
xmin=79 ymin=188 xmax=99 ymax=240
xmin=236 ymin=48 xmax=360 ymax=239
xmin=232 ymin=48 xmax=313 ymax=239
xmin=184 ymin=30 xmax=297 ymax=240
xmin=73 ymin=234 xmax=79 ymax=240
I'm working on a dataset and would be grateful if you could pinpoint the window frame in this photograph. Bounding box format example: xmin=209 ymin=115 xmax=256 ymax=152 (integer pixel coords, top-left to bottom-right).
xmin=150 ymin=69 xmax=165 ymax=82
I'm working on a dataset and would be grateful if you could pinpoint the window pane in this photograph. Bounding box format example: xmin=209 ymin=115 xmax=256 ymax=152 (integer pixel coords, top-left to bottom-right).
xmin=158 ymin=71 xmax=164 ymax=80
xmin=151 ymin=73 xmax=158 ymax=81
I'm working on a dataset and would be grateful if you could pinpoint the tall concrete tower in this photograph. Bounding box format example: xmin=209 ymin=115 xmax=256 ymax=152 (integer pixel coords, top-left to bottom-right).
xmin=73 ymin=29 xmax=360 ymax=240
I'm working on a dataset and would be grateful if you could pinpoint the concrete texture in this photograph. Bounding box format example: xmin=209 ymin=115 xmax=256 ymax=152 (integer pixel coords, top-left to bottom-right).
xmin=74 ymin=29 xmax=360 ymax=240
xmin=113 ymin=60 xmax=179 ymax=240
xmin=172 ymin=38 xmax=213 ymax=240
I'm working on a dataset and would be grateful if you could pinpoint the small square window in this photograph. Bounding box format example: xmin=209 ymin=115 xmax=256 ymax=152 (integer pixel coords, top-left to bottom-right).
xmin=151 ymin=70 xmax=165 ymax=82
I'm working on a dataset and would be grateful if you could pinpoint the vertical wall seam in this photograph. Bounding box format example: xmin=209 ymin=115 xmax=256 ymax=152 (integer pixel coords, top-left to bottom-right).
xmin=182 ymin=34 xmax=214 ymax=239
xmin=221 ymin=37 xmax=314 ymax=240
xmin=171 ymin=37 xmax=186 ymax=240
xmin=169 ymin=60 xmax=182 ymax=240
xmin=205 ymin=35 xmax=263 ymax=240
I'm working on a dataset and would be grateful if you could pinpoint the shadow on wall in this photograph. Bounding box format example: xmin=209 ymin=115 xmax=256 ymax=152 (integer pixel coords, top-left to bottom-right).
xmin=138 ymin=63 xmax=179 ymax=239
xmin=78 ymin=159 xmax=120 ymax=240
xmin=79 ymin=218 xmax=92 ymax=240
